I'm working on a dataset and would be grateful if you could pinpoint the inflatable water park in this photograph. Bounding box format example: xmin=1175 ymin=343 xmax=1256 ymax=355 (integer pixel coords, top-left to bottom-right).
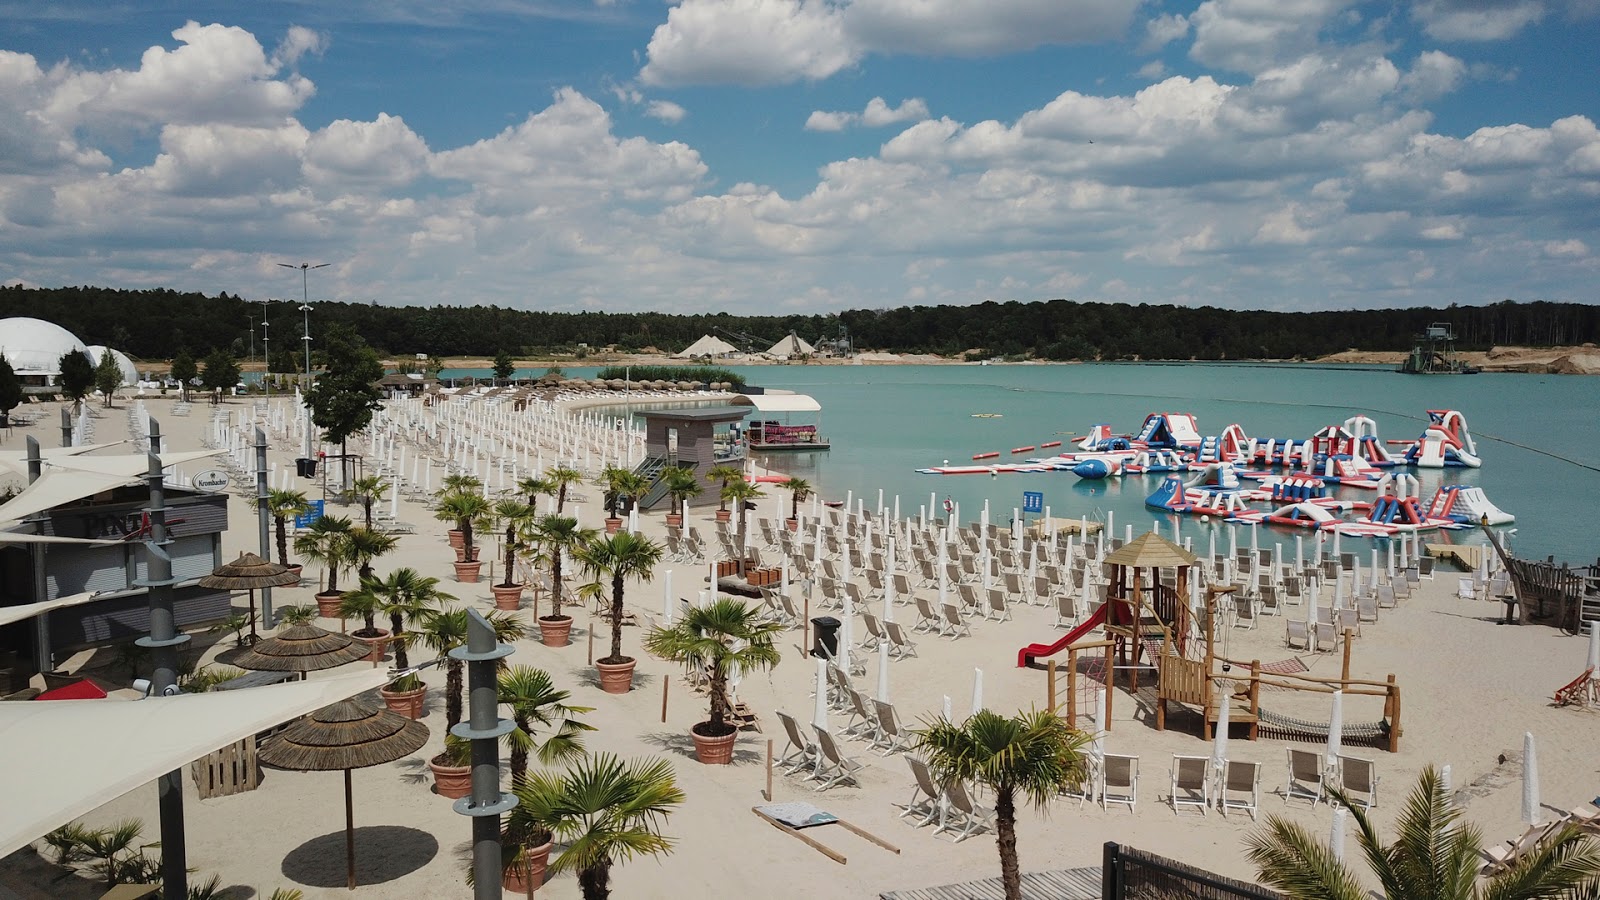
xmin=917 ymin=410 xmax=1513 ymax=540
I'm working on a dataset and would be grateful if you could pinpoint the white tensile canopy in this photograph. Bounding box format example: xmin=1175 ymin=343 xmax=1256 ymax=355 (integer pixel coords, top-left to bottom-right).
xmin=0 ymin=449 xmax=224 ymax=528
xmin=732 ymin=392 xmax=822 ymax=413
xmin=0 ymin=443 xmax=126 ymax=478
xmin=673 ymin=334 xmax=738 ymax=358
xmin=765 ymin=333 xmax=815 ymax=359
xmin=0 ymin=591 xmax=100 ymax=628
xmin=0 ymin=669 xmax=391 ymax=858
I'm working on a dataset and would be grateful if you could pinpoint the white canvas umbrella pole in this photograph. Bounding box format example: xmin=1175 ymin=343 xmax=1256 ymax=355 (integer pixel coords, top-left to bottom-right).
xmin=1331 ymin=806 xmax=1347 ymax=861
xmin=662 ymin=570 xmax=674 ymax=626
xmin=812 ymin=659 xmax=830 ymax=731
xmin=1211 ymin=687 xmax=1231 ymax=799
xmin=970 ymin=668 xmax=984 ymax=717
xmin=877 ymin=639 xmax=891 ymax=703
xmin=1326 ymin=690 xmax=1344 ymax=774
xmin=941 ymin=695 xmax=953 ymax=722
xmin=1523 ymin=731 xmax=1541 ymax=825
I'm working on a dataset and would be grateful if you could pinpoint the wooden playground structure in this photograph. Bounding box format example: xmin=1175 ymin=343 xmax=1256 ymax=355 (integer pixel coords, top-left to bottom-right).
xmin=1044 ymin=531 xmax=1405 ymax=753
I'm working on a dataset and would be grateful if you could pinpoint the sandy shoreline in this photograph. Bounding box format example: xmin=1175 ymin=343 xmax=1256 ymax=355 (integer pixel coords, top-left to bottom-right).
xmin=4 ymin=393 xmax=1598 ymax=899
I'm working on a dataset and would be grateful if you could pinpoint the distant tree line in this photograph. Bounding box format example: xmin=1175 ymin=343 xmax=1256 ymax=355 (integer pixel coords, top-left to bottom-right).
xmin=2 ymin=285 xmax=1595 ymax=363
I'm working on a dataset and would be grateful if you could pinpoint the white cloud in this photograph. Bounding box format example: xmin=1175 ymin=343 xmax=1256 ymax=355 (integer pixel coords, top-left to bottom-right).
xmin=1400 ymin=50 xmax=1468 ymax=101
xmin=1412 ymin=0 xmax=1546 ymax=40
xmin=806 ymin=96 xmax=928 ymax=130
xmin=1139 ymin=13 xmax=1190 ymax=52
xmin=272 ymin=25 xmax=328 ymax=68
xmin=1189 ymin=0 xmax=1354 ymax=73
xmin=1137 ymin=60 xmax=1167 ymax=79
xmin=305 ymin=113 xmax=430 ymax=186
xmin=842 ymin=0 xmax=1140 ymax=55
xmin=1543 ymin=238 xmax=1587 ymax=257
xmin=646 ymin=100 xmax=688 ymax=123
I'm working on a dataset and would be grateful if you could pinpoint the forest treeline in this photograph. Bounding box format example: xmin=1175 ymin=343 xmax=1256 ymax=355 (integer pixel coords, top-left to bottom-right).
xmin=2 ymin=285 xmax=1596 ymax=364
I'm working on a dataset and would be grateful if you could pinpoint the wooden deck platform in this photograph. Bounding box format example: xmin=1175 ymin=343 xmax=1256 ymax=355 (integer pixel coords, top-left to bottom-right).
xmin=1426 ymin=543 xmax=1485 ymax=572
xmin=881 ymin=866 xmax=1101 ymax=900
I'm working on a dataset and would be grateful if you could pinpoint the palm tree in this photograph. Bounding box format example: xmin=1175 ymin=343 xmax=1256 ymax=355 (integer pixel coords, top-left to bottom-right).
xmin=499 ymin=665 xmax=593 ymax=785
xmin=361 ymin=567 xmax=453 ymax=669
xmin=594 ymin=465 xmax=631 ymax=521
xmin=342 ymin=475 xmax=389 ymax=530
xmin=416 ymin=608 xmax=527 ymax=730
xmin=610 ymin=470 xmax=650 ymax=523
xmin=437 ymin=472 xmax=483 ymax=499
xmin=492 ymin=499 xmax=537 ymax=589
xmin=573 ymin=531 xmax=664 ymax=665
xmin=337 ymin=579 xmax=386 ymax=638
xmin=529 ymin=514 xmax=599 ymax=621
xmin=643 ymin=597 xmax=782 ymax=737
xmin=545 ymin=465 xmax=583 ymax=513
xmin=779 ymin=476 xmax=812 ymax=524
xmin=720 ymin=479 xmax=764 ymax=570
xmin=516 ymin=475 xmax=554 ymax=513
xmin=1247 ymin=765 xmax=1600 ymax=900
xmin=662 ymin=466 xmax=701 ymax=522
xmin=293 ymin=514 xmax=353 ymax=593
xmin=435 ymin=490 xmax=493 ymax=562
xmin=705 ymin=464 xmax=743 ymax=517
xmin=344 ymin=526 xmax=399 ymax=582
xmin=508 ymin=754 xmax=684 ymax=900
xmin=266 ymin=489 xmax=310 ymax=567
xmin=914 ymin=709 xmax=1091 ymax=900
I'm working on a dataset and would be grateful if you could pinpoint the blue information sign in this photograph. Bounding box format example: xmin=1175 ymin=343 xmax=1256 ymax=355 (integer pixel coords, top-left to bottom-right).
xmin=293 ymin=499 xmax=326 ymax=529
xmin=1022 ymin=491 xmax=1044 ymax=514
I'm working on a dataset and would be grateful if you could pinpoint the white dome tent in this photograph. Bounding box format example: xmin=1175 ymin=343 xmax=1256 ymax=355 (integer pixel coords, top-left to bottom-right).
xmin=0 ymin=317 xmax=89 ymax=384
xmin=85 ymin=346 xmax=139 ymax=387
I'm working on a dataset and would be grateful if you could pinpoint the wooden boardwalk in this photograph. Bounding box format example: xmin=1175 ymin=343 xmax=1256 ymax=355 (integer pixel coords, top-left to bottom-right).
xmin=881 ymin=866 xmax=1101 ymax=900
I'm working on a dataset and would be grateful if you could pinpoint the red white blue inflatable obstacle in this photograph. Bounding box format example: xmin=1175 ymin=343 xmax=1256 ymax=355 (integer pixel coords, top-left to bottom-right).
xmin=1398 ymin=409 xmax=1482 ymax=468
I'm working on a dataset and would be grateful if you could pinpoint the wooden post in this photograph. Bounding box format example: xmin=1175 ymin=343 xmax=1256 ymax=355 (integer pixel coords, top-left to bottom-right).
xmin=1104 ymin=641 xmax=1114 ymax=730
xmin=1341 ymin=630 xmax=1353 ymax=685
xmin=587 ymin=629 xmax=595 ymax=666
xmin=1248 ymin=659 xmax=1261 ymax=741
xmin=1387 ymin=674 xmax=1401 ymax=752
xmin=1066 ymin=650 xmax=1078 ymax=724
xmin=661 ymin=677 xmax=670 ymax=723
xmin=1047 ymin=659 xmax=1058 ymax=714
xmin=765 ymin=739 xmax=774 ymax=801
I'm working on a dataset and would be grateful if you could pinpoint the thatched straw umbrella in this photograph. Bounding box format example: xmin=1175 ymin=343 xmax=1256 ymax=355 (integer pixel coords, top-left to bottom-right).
xmin=258 ymin=698 xmax=429 ymax=891
xmin=227 ymin=624 xmax=372 ymax=675
xmin=198 ymin=551 xmax=302 ymax=643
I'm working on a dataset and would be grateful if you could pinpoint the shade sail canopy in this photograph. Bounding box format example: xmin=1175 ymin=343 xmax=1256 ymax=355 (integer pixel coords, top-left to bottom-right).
xmin=0 ymin=669 xmax=391 ymax=858
xmin=1104 ymin=531 xmax=1198 ymax=568
xmin=0 ymin=532 xmax=121 ymax=546
xmin=0 ymin=449 xmax=224 ymax=526
xmin=0 ymin=443 xmax=127 ymax=477
xmin=0 ymin=591 xmax=98 ymax=628
xmin=732 ymin=392 xmax=822 ymax=414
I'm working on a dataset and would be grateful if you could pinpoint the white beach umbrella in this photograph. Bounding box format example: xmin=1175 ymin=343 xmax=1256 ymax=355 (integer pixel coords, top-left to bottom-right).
xmin=937 ymin=540 xmax=949 ymax=609
xmin=1333 ymin=529 xmax=1342 ymax=564
xmin=728 ymin=638 xmax=745 ymax=701
xmin=812 ymin=658 xmax=830 ymax=730
xmin=1209 ymin=531 xmax=1218 ymax=569
xmin=838 ymin=585 xmax=854 ymax=674
xmin=1212 ymin=687 xmax=1231 ymax=777
xmin=1334 ymin=567 xmax=1345 ymax=610
xmin=1327 ymin=690 xmax=1344 ymax=772
xmin=883 ymin=542 xmax=896 ymax=623
xmin=1295 ymin=534 xmax=1304 ymax=571
xmin=942 ymin=695 xmax=953 ymax=722
xmin=1250 ymin=524 xmax=1259 ymax=555
xmin=970 ymin=668 xmax=984 ymax=717
xmin=1093 ymin=687 xmax=1108 ymax=759
xmin=1352 ymin=557 xmax=1362 ymax=598
xmin=877 ymin=639 xmax=891 ymax=703
xmin=1523 ymin=731 xmax=1541 ymax=825
xmin=662 ymin=570 xmax=674 ymax=626
xmin=1588 ymin=622 xmax=1599 ymax=671
xmin=1331 ymin=806 xmax=1347 ymax=861
xmin=1229 ymin=525 xmax=1237 ymax=559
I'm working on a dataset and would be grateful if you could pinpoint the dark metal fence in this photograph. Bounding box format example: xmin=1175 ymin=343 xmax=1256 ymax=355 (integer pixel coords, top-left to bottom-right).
xmin=1102 ymin=842 xmax=1281 ymax=900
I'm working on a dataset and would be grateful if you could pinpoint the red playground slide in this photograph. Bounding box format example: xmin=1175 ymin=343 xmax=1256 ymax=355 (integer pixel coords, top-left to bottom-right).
xmin=1016 ymin=604 xmax=1109 ymax=668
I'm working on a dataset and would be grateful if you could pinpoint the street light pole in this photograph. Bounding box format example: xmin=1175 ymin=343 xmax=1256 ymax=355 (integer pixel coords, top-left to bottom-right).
xmin=260 ymin=299 xmax=271 ymax=406
xmin=279 ymin=262 xmax=329 ymax=466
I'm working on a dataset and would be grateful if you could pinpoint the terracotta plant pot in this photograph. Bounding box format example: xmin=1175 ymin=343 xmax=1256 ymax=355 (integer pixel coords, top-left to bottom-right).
xmin=785 ymin=518 xmax=799 ymax=532
xmin=691 ymin=723 xmax=738 ymax=765
xmin=605 ymin=517 xmax=622 ymax=535
xmin=353 ymin=629 xmax=390 ymax=663
xmin=715 ymin=509 xmax=732 ymax=523
xmin=595 ymin=657 xmax=636 ymax=694
xmin=286 ymin=563 xmax=304 ymax=583
xmin=454 ymin=546 xmax=481 ymax=563
xmin=538 ymin=615 xmax=573 ymax=648
xmin=430 ymin=759 xmax=472 ymax=799
xmin=665 ymin=513 xmax=683 ymax=528
xmin=503 ymin=841 xmax=553 ymax=894
xmin=448 ymin=529 xmax=465 ymax=550
xmin=314 ymin=590 xmax=343 ymax=618
xmin=453 ymin=560 xmax=483 ymax=583
xmin=491 ymin=584 xmax=524 ymax=611
xmin=379 ymin=684 xmax=427 ymax=720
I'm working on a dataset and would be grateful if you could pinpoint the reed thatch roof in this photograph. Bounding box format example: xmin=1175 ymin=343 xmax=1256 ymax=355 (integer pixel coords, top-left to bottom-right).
xmin=1103 ymin=531 xmax=1197 ymax=569
xmin=197 ymin=552 xmax=301 ymax=590
xmin=226 ymin=624 xmax=371 ymax=673
xmin=258 ymin=698 xmax=428 ymax=772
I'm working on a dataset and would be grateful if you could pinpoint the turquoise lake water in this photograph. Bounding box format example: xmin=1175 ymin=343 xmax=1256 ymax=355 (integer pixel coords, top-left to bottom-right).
xmin=443 ymin=363 xmax=1599 ymax=564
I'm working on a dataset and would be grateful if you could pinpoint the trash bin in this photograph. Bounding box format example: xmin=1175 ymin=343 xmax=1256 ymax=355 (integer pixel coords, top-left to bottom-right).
xmin=295 ymin=457 xmax=318 ymax=478
xmin=810 ymin=616 xmax=841 ymax=659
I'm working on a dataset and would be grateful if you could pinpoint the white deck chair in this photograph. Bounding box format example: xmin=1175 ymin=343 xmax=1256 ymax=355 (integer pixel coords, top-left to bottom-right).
xmin=941 ymin=603 xmax=973 ymax=639
xmin=1313 ymin=621 xmax=1340 ymax=652
xmin=1100 ymin=754 xmax=1139 ymax=812
xmin=1170 ymin=755 xmax=1211 ymax=815
xmin=873 ymin=700 xmax=910 ymax=755
xmin=1285 ymin=619 xmax=1310 ymax=651
xmin=985 ymin=588 xmax=1012 ymax=622
xmin=1054 ymin=592 xmax=1080 ymax=629
xmin=1285 ymin=749 xmax=1325 ymax=807
xmin=1357 ymin=592 xmax=1379 ymax=623
xmin=913 ymin=597 xmax=944 ymax=634
xmin=1233 ymin=594 xmax=1258 ymax=630
xmin=900 ymin=756 xmax=945 ymax=826
xmin=842 ymin=688 xmax=879 ymax=741
xmin=885 ymin=620 xmax=919 ymax=658
xmin=1337 ymin=755 xmax=1379 ymax=809
xmin=1457 ymin=577 xmax=1476 ymax=601
xmin=859 ymin=612 xmax=886 ymax=650
xmin=939 ymin=781 xmax=996 ymax=842
xmin=1220 ymin=759 xmax=1261 ymax=820
xmin=775 ymin=711 xmax=817 ymax=773
xmin=810 ymin=726 xmax=864 ymax=791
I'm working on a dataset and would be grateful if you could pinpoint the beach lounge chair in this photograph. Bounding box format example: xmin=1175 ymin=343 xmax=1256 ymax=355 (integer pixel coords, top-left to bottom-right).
xmin=1220 ymin=760 xmax=1261 ymax=820
xmin=1405 ymin=565 xmax=1421 ymax=585
xmin=1337 ymin=755 xmax=1379 ymax=809
xmin=1336 ymin=606 xmax=1360 ymax=635
xmin=860 ymin=612 xmax=886 ymax=650
xmin=1482 ymin=822 xmax=1555 ymax=874
xmin=873 ymin=700 xmax=910 ymax=755
xmin=893 ymin=573 xmax=915 ymax=605
xmin=1232 ymin=594 xmax=1257 ymax=630
xmin=885 ymin=621 xmax=919 ymax=658
xmin=1100 ymin=754 xmax=1139 ymax=812
xmin=843 ymin=688 xmax=879 ymax=742
xmin=1283 ymin=576 xmax=1305 ymax=607
xmin=900 ymin=756 xmax=945 ymax=827
xmin=940 ymin=604 xmax=972 ymax=640
xmin=810 ymin=726 xmax=864 ymax=791
xmin=1285 ymin=619 xmax=1310 ymax=651
xmin=1034 ymin=575 xmax=1053 ymax=607
xmin=956 ymin=583 xmax=981 ymax=611
xmin=778 ymin=592 xmax=805 ymax=628
xmin=1055 ymin=593 xmax=1080 ymax=629
xmin=1457 ymin=577 xmax=1476 ymax=601
xmin=1285 ymin=749 xmax=1325 ymax=807
xmin=1375 ymin=584 xmax=1398 ymax=610
xmin=913 ymin=597 xmax=943 ymax=634
xmin=1313 ymin=621 xmax=1340 ymax=653
xmin=1418 ymin=557 xmax=1434 ymax=579
xmin=1357 ymin=592 xmax=1379 ymax=623
xmin=1259 ymin=586 xmax=1281 ymax=617
xmin=775 ymin=711 xmax=817 ymax=773
xmin=985 ymin=588 xmax=1012 ymax=622
xmin=939 ymin=781 xmax=996 ymax=842
xmin=1170 ymin=755 xmax=1211 ymax=815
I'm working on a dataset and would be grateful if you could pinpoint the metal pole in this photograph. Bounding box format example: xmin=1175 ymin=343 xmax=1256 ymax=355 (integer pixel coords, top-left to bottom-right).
xmin=451 ymin=609 xmax=515 ymax=900
xmin=59 ymin=406 xmax=71 ymax=447
xmin=135 ymin=419 xmax=191 ymax=900
xmin=261 ymin=300 xmax=270 ymax=405
xmin=256 ymin=426 xmax=274 ymax=629
xmin=25 ymin=437 xmax=51 ymax=675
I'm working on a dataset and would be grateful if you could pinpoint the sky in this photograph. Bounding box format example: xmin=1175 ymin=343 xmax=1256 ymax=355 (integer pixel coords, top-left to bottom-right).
xmin=1 ymin=0 xmax=1598 ymax=316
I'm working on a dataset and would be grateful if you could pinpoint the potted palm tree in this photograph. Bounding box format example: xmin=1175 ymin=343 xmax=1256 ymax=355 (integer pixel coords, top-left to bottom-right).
xmin=720 ymin=479 xmax=765 ymax=574
xmin=417 ymin=608 xmax=527 ymax=797
xmin=529 ymin=514 xmax=598 ymax=647
xmin=573 ymin=531 xmax=664 ymax=694
xmin=780 ymin=476 xmax=812 ymax=531
xmin=662 ymin=466 xmax=701 ymax=528
xmin=490 ymin=499 xmax=536 ymax=610
xmin=293 ymin=515 xmax=353 ymax=618
xmin=594 ymin=465 xmax=629 ymax=534
xmin=544 ymin=465 xmax=583 ymax=514
xmin=705 ymin=464 xmax=743 ymax=523
xmin=498 ymin=665 xmax=594 ymax=896
xmin=266 ymin=488 xmax=310 ymax=577
xmin=507 ymin=754 xmax=683 ymax=900
xmin=914 ymin=710 xmax=1090 ymax=900
xmin=336 ymin=579 xmax=390 ymax=663
xmin=435 ymin=489 xmax=493 ymax=581
xmin=366 ymin=567 xmax=452 ymax=718
xmin=436 ymin=474 xmax=483 ymax=549
xmin=515 ymin=475 xmax=553 ymax=513
xmin=643 ymin=597 xmax=782 ymax=764
xmin=345 ymin=526 xmax=398 ymax=583
xmin=342 ymin=475 xmax=389 ymax=530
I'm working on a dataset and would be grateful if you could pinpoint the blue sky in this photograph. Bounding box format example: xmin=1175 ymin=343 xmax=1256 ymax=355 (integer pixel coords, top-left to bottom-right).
xmin=2 ymin=0 xmax=1597 ymax=316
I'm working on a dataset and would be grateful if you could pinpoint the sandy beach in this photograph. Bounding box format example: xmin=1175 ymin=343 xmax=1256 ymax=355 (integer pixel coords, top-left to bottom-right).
xmin=3 ymin=389 xmax=1597 ymax=899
